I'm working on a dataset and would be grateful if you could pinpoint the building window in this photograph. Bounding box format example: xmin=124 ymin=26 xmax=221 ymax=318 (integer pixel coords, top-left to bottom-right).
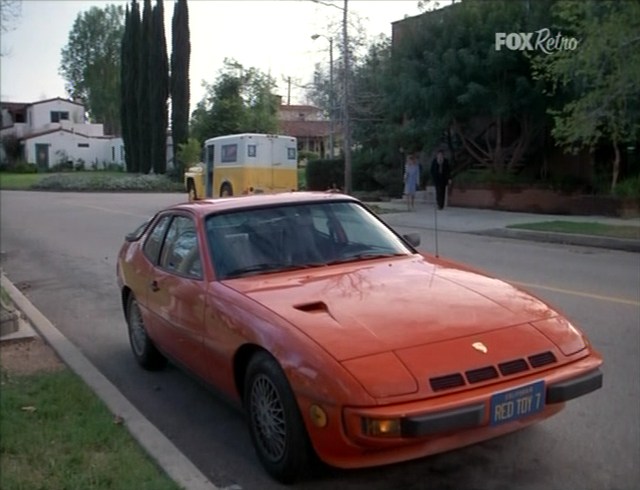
xmin=51 ymin=111 xmax=69 ymax=123
xmin=248 ymin=145 xmax=256 ymax=157
xmin=287 ymin=147 xmax=296 ymax=160
xmin=77 ymin=143 xmax=89 ymax=148
xmin=112 ymin=147 xmax=115 ymax=161
xmin=120 ymin=146 xmax=125 ymax=161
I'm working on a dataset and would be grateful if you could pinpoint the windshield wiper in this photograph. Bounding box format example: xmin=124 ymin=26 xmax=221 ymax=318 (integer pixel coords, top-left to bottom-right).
xmin=326 ymin=252 xmax=406 ymax=266
xmin=226 ymin=262 xmax=321 ymax=278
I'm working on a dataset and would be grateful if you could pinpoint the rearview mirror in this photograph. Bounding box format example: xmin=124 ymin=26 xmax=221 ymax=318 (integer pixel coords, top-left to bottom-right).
xmin=403 ymin=232 xmax=421 ymax=248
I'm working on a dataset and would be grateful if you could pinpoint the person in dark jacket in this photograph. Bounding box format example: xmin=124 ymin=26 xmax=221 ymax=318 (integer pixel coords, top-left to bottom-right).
xmin=430 ymin=150 xmax=452 ymax=210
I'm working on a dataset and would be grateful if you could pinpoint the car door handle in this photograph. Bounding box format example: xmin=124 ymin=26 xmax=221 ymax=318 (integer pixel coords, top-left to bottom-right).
xmin=149 ymin=280 xmax=160 ymax=292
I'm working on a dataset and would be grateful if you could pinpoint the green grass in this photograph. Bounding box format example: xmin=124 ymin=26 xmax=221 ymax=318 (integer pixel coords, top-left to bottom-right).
xmin=508 ymin=221 xmax=640 ymax=239
xmin=0 ymin=369 xmax=181 ymax=490
xmin=0 ymin=172 xmax=47 ymax=189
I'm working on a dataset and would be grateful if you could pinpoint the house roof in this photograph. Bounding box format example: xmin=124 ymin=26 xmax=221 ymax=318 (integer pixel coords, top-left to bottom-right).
xmin=278 ymin=104 xmax=322 ymax=113
xmin=20 ymin=127 xmax=112 ymax=141
xmin=1 ymin=97 xmax=84 ymax=110
xmin=279 ymin=120 xmax=331 ymax=138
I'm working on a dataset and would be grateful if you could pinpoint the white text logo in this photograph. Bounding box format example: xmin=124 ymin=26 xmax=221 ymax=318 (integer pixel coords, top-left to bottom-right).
xmin=495 ymin=29 xmax=579 ymax=54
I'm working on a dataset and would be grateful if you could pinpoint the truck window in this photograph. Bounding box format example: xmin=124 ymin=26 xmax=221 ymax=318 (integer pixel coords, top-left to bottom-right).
xmin=221 ymin=144 xmax=238 ymax=163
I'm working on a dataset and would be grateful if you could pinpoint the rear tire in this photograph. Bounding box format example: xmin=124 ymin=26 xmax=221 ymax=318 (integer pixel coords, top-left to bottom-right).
xmin=220 ymin=183 xmax=233 ymax=197
xmin=244 ymin=352 xmax=311 ymax=484
xmin=127 ymin=295 xmax=167 ymax=370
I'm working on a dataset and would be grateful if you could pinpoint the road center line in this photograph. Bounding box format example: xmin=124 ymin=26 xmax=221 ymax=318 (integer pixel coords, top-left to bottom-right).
xmin=511 ymin=280 xmax=640 ymax=306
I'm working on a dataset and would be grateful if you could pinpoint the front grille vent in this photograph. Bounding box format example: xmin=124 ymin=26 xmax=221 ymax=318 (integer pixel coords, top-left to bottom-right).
xmin=430 ymin=373 xmax=465 ymax=392
xmin=498 ymin=358 xmax=529 ymax=376
xmin=465 ymin=366 xmax=499 ymax=384
xmin=528 ymin=351 xmax=557 ymax=368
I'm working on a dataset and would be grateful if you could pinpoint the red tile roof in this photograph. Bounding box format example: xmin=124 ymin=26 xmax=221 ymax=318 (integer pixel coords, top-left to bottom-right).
xmin=279 ymin=120 xmax=331 ymax=138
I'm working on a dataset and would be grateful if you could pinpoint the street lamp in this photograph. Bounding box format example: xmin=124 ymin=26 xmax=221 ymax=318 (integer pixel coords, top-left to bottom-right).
xmin=311 ymin=0 xmax=351 ymax=194
xmin=311 ymin=33 xmax=334 ymax=159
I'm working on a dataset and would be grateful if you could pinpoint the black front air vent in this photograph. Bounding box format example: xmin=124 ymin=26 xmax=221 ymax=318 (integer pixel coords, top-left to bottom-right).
xmin=430 ymin=373 xmax=465 ymax=392
xmin=465 ymin=366 xmax=499 ymax=384
xmin=498 ymin=358 xmax=529 ymax=376
xmin=528 ymin=351 xmax=557 ymax=368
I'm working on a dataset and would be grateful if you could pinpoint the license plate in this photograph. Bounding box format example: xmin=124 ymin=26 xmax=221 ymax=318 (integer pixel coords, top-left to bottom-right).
xmin=490 ymin=381 xmax=545 ymax=425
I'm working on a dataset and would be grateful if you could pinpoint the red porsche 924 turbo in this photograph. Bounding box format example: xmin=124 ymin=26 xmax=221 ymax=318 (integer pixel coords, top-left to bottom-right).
xmin=116 ymin=192 xmax=603 ymax=483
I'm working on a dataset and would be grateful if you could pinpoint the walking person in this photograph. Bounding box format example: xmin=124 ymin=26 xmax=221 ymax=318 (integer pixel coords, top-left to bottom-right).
xmin=430 ymin=149 xmax=452 ymax=210
xmin=403 ymin=152 xmax=420 ymax=211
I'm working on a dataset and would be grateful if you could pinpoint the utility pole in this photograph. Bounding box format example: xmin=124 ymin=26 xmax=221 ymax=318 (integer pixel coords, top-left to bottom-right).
xmin=342 ymin=0 xmax=352 ymax=194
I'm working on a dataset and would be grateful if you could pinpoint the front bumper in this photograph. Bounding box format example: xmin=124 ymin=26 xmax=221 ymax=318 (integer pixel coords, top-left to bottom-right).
xmin=401 ymin=368 xmax=602 ymax=437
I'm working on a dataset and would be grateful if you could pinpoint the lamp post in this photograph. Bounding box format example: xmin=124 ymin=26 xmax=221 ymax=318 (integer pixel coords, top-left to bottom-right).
xmin=311 ymin=34 xmax=334 ymax=159
xmin=311 ymin=0 xmax=351 ymax=194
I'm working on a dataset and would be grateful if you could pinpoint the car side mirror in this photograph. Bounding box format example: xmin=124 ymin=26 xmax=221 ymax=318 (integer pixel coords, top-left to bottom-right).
xmin=403 ymin=232 xmax=421 ymax=248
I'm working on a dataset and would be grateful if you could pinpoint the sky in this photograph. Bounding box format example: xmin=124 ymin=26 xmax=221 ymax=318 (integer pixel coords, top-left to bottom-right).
xmin=0 ymin=0 xmax=425 ymax=110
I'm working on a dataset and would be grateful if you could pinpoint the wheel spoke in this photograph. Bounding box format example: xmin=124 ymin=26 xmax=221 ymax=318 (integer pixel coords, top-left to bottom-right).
xmin=250 ymin=374 xmax=287 ymax=461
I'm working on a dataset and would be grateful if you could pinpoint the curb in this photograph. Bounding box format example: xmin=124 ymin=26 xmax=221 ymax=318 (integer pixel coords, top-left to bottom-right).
xmin=0 ymin=273 xmax=220 ymax=490
xmin=478 ymin=228 xmax=640 ymax=253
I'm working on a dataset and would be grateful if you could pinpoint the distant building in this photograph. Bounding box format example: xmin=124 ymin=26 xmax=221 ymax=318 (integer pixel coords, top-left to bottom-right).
xmin=277 ymin=99 xmax=334 ymax=160
xmin=1 ymin=97 xmax=126 ymax=169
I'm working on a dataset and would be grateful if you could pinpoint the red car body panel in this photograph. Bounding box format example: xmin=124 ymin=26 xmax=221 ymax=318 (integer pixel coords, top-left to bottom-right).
xmin=117 ymin=192 xmax=603 ymax=471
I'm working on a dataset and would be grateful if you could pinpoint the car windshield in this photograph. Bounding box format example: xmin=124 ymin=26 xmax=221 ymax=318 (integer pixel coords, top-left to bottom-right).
xmin=205 ymin=201 xmax=414 ymax=279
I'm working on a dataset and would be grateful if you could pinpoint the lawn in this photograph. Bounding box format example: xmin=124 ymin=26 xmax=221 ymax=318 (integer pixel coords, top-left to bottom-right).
xmin=0 ymin=172 xmax=46 ymax=190
xmin=508 ymin=221 xmax=640 ymax=240
xmin=0 ymin=367 xmax=181 ymax=490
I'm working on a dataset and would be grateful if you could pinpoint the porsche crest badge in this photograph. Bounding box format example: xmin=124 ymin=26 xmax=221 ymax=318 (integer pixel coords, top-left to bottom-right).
xmin=472 ymin=342 xmax=488 ymax=354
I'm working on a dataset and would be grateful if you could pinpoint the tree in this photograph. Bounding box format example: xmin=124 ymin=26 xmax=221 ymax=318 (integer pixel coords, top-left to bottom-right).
xmin=60 ymin=4 xmax=124 ymax=135
xmin=120 ymin=0 xmax=141 ymax=172
xmin=190 ymin=60 xmax=278 ymax=144
xmin=171 ymin=0 xmax=190 ymax=178
xmin=388 ymin=0 xmax=552 ymax=174
xmin=532 ymin=0 xmax=640 ymax=191
xmin=0 ymin=0 xmax=21 ymax=36
xmin=150 ymin=0 xmax=168 ymax=174
xmin=137 ymin=0 xmax=152 ymax=173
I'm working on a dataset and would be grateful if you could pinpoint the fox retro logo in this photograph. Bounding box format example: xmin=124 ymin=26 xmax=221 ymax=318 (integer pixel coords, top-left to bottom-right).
xmin=495 ymin=28 xmax=579 ymax=54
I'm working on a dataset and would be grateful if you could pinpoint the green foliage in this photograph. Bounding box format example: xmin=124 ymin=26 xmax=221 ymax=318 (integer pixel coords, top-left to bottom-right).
xmin=306 ymin=159 xmax=344 ymax=191
xmin=190 ymin=59 xmax=279 ymax=144
xmin=176 ymin=137 xmax=201 ymax=168
xmin=138 ymin=0 xmax=152 ymax=174
xmin=60 ymin=4 xmax=124 ymax=135
xmin=170 ymin=0 xmax=190 ymax=176
xmin=613 ymin=175 xmax=640 ymax=198
xmin=32 ymin=173 xmax=183 ymax=192
xmin=0 ymin=161 xmax=38 ymax=174
xmin=150 ymin=0 xmax=168 ymax=175
xmin=531 ymin=0 xmax=640 ymax=190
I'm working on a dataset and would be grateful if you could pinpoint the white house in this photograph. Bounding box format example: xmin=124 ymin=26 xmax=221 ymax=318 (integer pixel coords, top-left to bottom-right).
xmin=1 ymin=97 xmax=124 ymax=169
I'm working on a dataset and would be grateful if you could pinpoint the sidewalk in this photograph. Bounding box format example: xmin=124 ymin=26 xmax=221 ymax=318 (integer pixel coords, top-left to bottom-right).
xmin=370 ymin=198 xmax=640 ymax=253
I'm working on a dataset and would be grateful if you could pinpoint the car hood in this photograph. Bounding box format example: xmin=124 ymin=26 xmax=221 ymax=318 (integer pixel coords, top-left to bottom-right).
xmin=227 ymin=255 xmax=556 ymax=361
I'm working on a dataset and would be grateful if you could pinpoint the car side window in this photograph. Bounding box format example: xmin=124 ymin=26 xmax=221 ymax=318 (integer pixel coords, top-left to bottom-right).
xmin=143 ymin=215 xmax=171 ymax=264
xmin=159 ymin=216 xmax=202 ymax=279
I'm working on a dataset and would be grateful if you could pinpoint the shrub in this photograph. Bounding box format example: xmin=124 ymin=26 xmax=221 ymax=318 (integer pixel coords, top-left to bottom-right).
xmin=32 ymin=173 xmax=184 ymax=192
xmin=613 ymin=175 xmax=640 ymax=198
xmin=306 ymin=158 xmax=344 ymax=191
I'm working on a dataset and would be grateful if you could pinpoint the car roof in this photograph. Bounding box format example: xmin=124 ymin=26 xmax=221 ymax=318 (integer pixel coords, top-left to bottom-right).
xmin=167 ymin=192 xmax=360 ymax=218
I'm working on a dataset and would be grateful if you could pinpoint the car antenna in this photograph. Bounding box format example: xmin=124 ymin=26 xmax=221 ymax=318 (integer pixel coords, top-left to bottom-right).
xmin=433 ymin=191 xmax=439 ymax=258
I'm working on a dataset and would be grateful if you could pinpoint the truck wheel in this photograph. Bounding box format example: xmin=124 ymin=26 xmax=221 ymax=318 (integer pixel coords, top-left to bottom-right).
xmin=220 ymin=183 xmax=233 ymax=197
xmin=187 ymin=179 xmax=197 ymax=201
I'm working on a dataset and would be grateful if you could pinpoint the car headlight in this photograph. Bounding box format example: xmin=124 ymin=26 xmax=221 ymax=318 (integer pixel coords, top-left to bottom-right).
xmin=531 ymin=317 xmax=587 ymax=356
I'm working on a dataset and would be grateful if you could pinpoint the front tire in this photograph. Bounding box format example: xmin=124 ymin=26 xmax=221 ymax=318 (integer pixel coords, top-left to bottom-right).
xmin=127 ymin=295 xmax=167 ymax=370
xmin=244 ymin=352 xmax=311 ymax=484
xmin=220 ymin=182 xmax=233 ymax=197
xmin=186 ymin=179 xmax=197 ymax=201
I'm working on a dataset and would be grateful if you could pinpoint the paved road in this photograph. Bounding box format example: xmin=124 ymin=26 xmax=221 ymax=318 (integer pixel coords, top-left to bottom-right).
xmin=1 ymin=191 xmax=638 ymax=490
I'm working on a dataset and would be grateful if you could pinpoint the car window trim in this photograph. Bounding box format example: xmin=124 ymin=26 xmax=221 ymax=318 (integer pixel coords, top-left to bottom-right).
xmin=154 ymin=211 xmax=205 ymax=281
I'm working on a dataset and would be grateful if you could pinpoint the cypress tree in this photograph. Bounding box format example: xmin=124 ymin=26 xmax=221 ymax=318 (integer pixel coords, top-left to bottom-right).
xmin=138 ymin=0 xmax=152 ymax=174
xmin=171 ymin=0 xmax=190 ymax=177
xmin=151 ymin=0 xmax=168 ymax=174
xmin=120 ymin=5 xmax=131 ymax=171
xmin=128 ymin=0 xmax=141 ymax=173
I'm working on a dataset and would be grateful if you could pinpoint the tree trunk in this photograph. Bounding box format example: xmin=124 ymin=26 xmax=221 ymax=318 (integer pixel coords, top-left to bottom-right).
xmin=611 ymin=137 xmax=620 ymax=193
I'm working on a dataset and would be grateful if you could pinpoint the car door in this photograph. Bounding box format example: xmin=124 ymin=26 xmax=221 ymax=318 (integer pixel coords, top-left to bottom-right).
xmin=146 ymin=213 xmax=209 ymax=379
